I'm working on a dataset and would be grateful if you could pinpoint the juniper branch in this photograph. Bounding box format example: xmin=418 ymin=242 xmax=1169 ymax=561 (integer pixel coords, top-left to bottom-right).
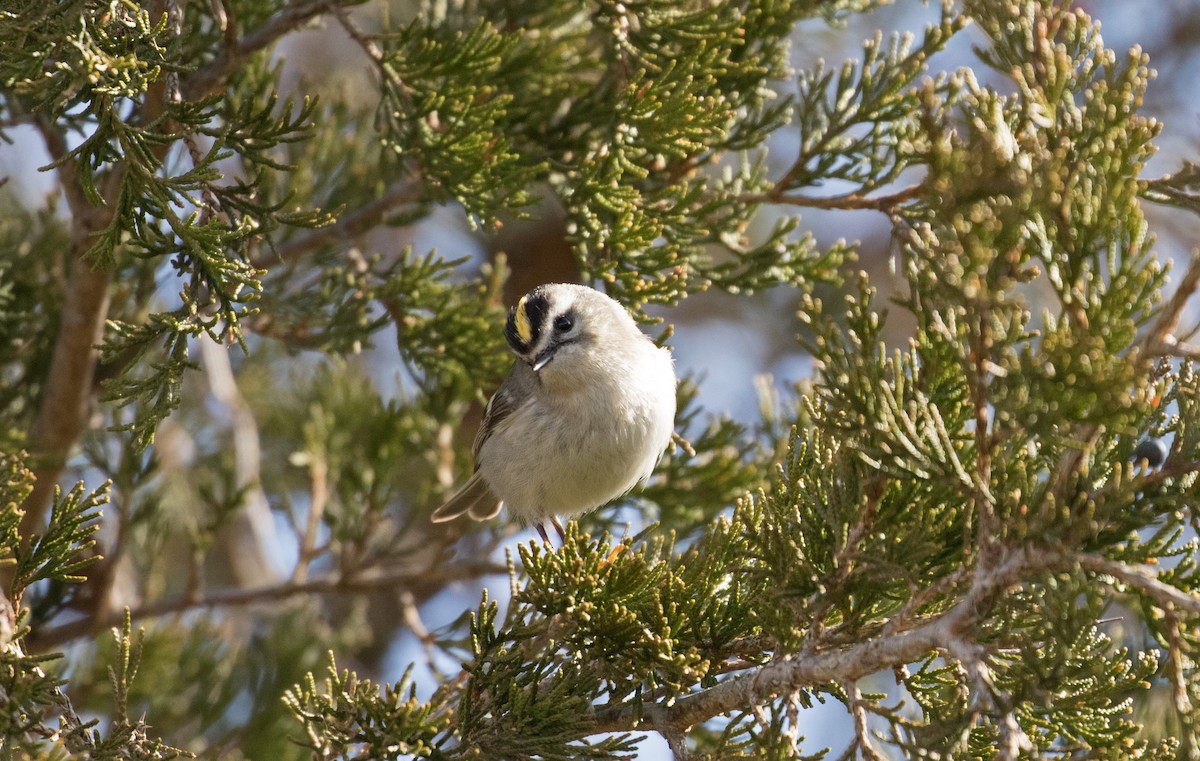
xmin=1078 ymin=553 xmax=1200 ymax=617
xmin=1053 ymin=250 xmax=1200 ymax=509
xmin=582 ymin=539 xmax=1200 ymax=744
xmin=587 ymin=545 xmax=1054 ymax=736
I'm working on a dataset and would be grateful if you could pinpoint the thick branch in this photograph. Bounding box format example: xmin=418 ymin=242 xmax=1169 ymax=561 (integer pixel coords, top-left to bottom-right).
xmin=22 ymin=260 xmax=110 ymax=520
xmin=20 ymin=122 xmax=119 ymax=538
xmin=587 ymin=546 xmax=1050 ymax=736
xmin=20 ymin=0 xmax=363 ymax=535
xmin=584 ymin=546 xmax=1200 ymax=739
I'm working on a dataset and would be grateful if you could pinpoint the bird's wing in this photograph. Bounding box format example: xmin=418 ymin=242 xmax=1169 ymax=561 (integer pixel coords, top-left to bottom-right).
xmin=471 ymin=362 xmax=534 ymax=463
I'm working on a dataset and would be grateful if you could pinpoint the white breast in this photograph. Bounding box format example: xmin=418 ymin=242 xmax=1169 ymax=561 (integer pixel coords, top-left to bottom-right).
xmin=477 ymin=341 xmax=675 ymax=524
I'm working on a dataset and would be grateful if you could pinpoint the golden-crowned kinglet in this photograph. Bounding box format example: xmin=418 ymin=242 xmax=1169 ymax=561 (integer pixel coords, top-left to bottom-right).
xmin=432 ymin=283 xmax=677 ymax=544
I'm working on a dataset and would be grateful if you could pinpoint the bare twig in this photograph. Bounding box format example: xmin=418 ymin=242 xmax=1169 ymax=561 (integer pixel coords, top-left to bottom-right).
xmin=1154 ymin=341 xmax=1200 ymax=362
xmin=32 ymin=558 xmax=508 ymax=650
xmin=807 ymin=480 xmax=885 ymax=643
xmin=968 ymin=309 xmax=998 ymax=569
xmin=168 ymin=0 xmax=231 ymax=231
xmin=32 ymin=114 xmax=93 ymax=224
xmin=183 ymin=0 xmax=333 ymax=100
xmin=327 ymin=1 xmax=387 ymax=66
xmin=199 ymin=337 xmax=283 ymax=586
xmin=294 ymin=453 xmax=329 ymax=583
xmin=844 ymin=681 xmax=885 ymax=761
xmin=741 ymin=182 xmax=926 ymax=215
xmin=1147 ymin=250 xmax=1200 ymax=356
xmin=255 ymin=180 xmax=423 ymax=267
xmin=882 ymin=565 xmax=971 ymax=637
xmin=1163 ymin=606 xmax=1193 ymax=716
xmin=399 ymin=590 xmax=442 ymax=677
xmin=1078 ymin=553 xmax=1200 ymax=617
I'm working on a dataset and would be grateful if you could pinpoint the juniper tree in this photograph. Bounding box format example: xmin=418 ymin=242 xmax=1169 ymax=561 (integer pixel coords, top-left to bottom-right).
xmin=3 ymin=0 xmax=1200 ymax=759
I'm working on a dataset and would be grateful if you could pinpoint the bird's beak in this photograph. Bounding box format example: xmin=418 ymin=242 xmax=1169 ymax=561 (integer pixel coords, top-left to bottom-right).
xmin=532 ymin=347 xmax=557 ymax=372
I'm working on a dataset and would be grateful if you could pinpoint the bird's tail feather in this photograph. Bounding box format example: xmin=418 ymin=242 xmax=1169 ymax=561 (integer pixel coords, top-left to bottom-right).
xmin=431 ymin=472 xmax=502 ymax=522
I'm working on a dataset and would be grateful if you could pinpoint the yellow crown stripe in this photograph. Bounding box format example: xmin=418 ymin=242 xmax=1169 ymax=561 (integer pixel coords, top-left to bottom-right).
xmin=514 ymin=295 xmax=533 ymax=344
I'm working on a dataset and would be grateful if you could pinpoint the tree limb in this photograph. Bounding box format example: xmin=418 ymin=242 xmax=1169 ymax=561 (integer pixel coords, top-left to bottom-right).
xmin=587 ymin=546 xmax=1050 ymax=736
xmin=19 ymin=122 xmax=119 ymax=540
xmin=583 ymin=545 xmax=1200 ymax=742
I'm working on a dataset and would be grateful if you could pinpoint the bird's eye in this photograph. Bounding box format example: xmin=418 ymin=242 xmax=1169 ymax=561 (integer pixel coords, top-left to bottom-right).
xmin=553 ymin=314 xmax=575 ymax=333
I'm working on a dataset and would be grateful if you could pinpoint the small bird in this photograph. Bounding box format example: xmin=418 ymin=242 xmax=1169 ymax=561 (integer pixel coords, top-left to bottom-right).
xmin=1133 ymin=438 xmax=1168 ymax=468
xmin=431 ymin=283 xmax=677 ymax=544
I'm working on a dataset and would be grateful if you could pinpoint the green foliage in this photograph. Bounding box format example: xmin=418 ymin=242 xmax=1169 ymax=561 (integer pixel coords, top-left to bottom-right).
xmin=379 ymin=18 xmax=545 ymax=226
xmin=0 ymin=456 xmax=183 ymax=758
xmin=784 ymin=10 xmax=967 ymax=196
xmin=0 ymin=0 xmax=170 ymax=118
xmin=292 ymin=1 xmax=1200 ymax=757
xmin=10 ymin=478 xmax=106 ymax=604
xmin=0 ymin=197 xmax=68 ymax=452
xmin=286 ymin=655 xmax=453 ymax=759
xmin=373 ymin=0 xmax=858 ymax=311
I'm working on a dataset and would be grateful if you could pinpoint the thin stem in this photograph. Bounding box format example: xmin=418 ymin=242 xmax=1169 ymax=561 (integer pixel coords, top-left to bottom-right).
xmin=1078 ymin=553 xmax=1200 ymax=617
xmin=31 ymin=558 xmax=508 ymax=650
xmin=1148 ymin=250 xmax=1200 ymax=356
xmin=741 ymin=182 xmax=925 ymax=214
xmin=968 ymin=306 xmax=998 ymax=569
xmin=294 ymin=455 xmax=329 ymax=584
xmin=183 ymin=0 xmax=333 ymax=100
xmin=255 ymin=180 xmax=423 ymax=267
xmin=844 ymin=680 xmax=885 ymax=761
